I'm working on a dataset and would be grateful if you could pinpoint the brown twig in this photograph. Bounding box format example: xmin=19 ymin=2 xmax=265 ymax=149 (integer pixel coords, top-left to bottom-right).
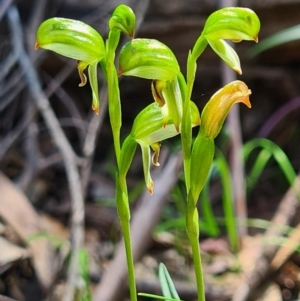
xmin=92 ymin=154 xmax=182 ymax=301
xmin=7 ymin=6 xmax=85 ymax=301
xmin=81 ymin=86 xmax=108 ymax=196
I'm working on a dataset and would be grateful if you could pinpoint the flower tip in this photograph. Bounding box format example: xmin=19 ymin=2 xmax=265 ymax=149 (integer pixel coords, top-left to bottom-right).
xmin=92 ymin=104 xmax=100 ymax=115
xmin=78 ymin=73 xmax=87 ymax=87
xmin=254 ymin=36 xmax=259 ymax=43
xmin=244 ymin=89 xmax=252 ymax=108
xmin=129 ymin=30 xmax=135 ymax=39
xmin=235 ymin=67 xmax=242 ymax=75
xmin=34 ymin=41 xmax=39 ymax=50
xmin=147 ymin=181 xmax=154 ymax=195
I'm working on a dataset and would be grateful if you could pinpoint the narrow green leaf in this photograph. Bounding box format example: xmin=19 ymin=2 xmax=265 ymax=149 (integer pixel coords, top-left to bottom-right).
xmin=248 ymin=24 xmax=300 ymax=57
xmin=159 ymin=263 xmax=180 ymax=300
xmin=243 ymin=138 xmax=297 ymax=192
xmin=200 ymin=173 xmax=220 ymax=237
xmin=215 ymin=150 xmax=239 ymax=251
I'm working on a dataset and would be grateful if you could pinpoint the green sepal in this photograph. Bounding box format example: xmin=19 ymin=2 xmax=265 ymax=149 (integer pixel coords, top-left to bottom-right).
xmin=36 ymin=17 xmax=105 ymax=114
xmin=202 ymin=7 xmax=260 ymax=43
xmin=131 ymin=102 xmax=200 ymax=146
xmin=131 ymin=103 xmax=166 ymax=142
xmin=140 ymin=142 xmax=154 ymax=195
xmin=88 ymin=62 xmax=100 ymax=114
xmin=36 ymin=17 xmax=105 ymax=64
xmin=206 ymin=39 xmax=241 ymax=74
xmin=118 ymin=39 xmax=180 ymax=80
xmin=109 ymin=4 xmax=136 ymax=38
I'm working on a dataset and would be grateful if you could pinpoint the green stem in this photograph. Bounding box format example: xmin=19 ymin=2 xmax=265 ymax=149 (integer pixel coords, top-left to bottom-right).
xmin=186 ymin=194 xmax=205 ymax=301
xmin=181 ymin=36 xmax=208 ymax=191
xmin=121 ymin=217 xmax=137 ymax=301
xmin=105 ymin=27 xmax=137 ymax=300
xmin=117 ymin=138 xmax=138 ymax=301
xmin=107 ymin=69 xmax=121 ymax=163
xmin=106 ymin=29 xmax=122 ymax=165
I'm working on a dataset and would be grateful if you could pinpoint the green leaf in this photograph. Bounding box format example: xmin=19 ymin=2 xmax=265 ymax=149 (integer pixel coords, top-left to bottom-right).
xmin=200 ymin=172 xmax=220 ymax=237
xmin=159 ymin=263 xmax=180 ymax=300
xmin=118 ymin=39 xmax=180 ymax=80
xmin=248 ymin=24 xmax=300 ymax=57
xmin=214 ymin=151 xmax=239 ymax=251
xmin=138 ymin=293 xmax=184 ymax=301
xmin=243 ymin=138 xmax=297 ymax=193
xmin=190 ymin=134 xmax=215 ymax=204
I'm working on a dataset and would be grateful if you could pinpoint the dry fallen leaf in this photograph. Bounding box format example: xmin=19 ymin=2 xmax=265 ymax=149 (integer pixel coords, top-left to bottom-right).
xmin=0 ymin=236 xmax=29 ymax=266
xmin=0 ymin=172 xmax=54 ymax=289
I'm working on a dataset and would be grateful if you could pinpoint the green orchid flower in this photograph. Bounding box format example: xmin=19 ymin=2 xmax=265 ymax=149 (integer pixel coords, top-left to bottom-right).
xmin=109 ymin=4 xmax=136 ymax=38
xmin=118 ymin=38 xmax=180 ymax=80
xmin=192 ymin=7 xmax=260 ymax=74
xmin=119 ymin=38 xmax=183 ymax=132
xmin=190 ymin=80 xmax=251 ymax=203
xmin=200 ymin=80 xmax=251 ymax=139
xmin=35 ymin=17 xmax=106 ymax=114
xmin=120 ymin=101 xmax=200 ymax=194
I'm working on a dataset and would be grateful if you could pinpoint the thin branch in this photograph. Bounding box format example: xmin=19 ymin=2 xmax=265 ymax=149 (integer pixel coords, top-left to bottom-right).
xmin=81 ymin=86 xmax=108 ymax=195
xmin=0 ymin=103 xmax=36 ymax=161
xmin=7 ymin=6 xmax=85 ymax=300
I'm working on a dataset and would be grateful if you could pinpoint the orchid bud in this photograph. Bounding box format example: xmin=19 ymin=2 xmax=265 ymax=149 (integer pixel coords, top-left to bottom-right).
xmin=109 ymin=4 xmax=136 ymax=38
xmin=118 ymin=39 xmax=180 ymax=80
xmin=35 ymin=18 xmax=105 ymax=114
xmin=200 ymin=80 xmax=251 ymax=139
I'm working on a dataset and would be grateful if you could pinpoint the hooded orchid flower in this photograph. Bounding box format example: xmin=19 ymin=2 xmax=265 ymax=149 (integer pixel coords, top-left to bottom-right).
xmin=120 ymin=101 xmax=200 ymax=195
xmin=190 ymin=80 xmax=251 ymax=203
xmin=192 ymin=7 xmax=260 ymax=74
xmin=35 ymin=17 xmax=106 ymax=114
